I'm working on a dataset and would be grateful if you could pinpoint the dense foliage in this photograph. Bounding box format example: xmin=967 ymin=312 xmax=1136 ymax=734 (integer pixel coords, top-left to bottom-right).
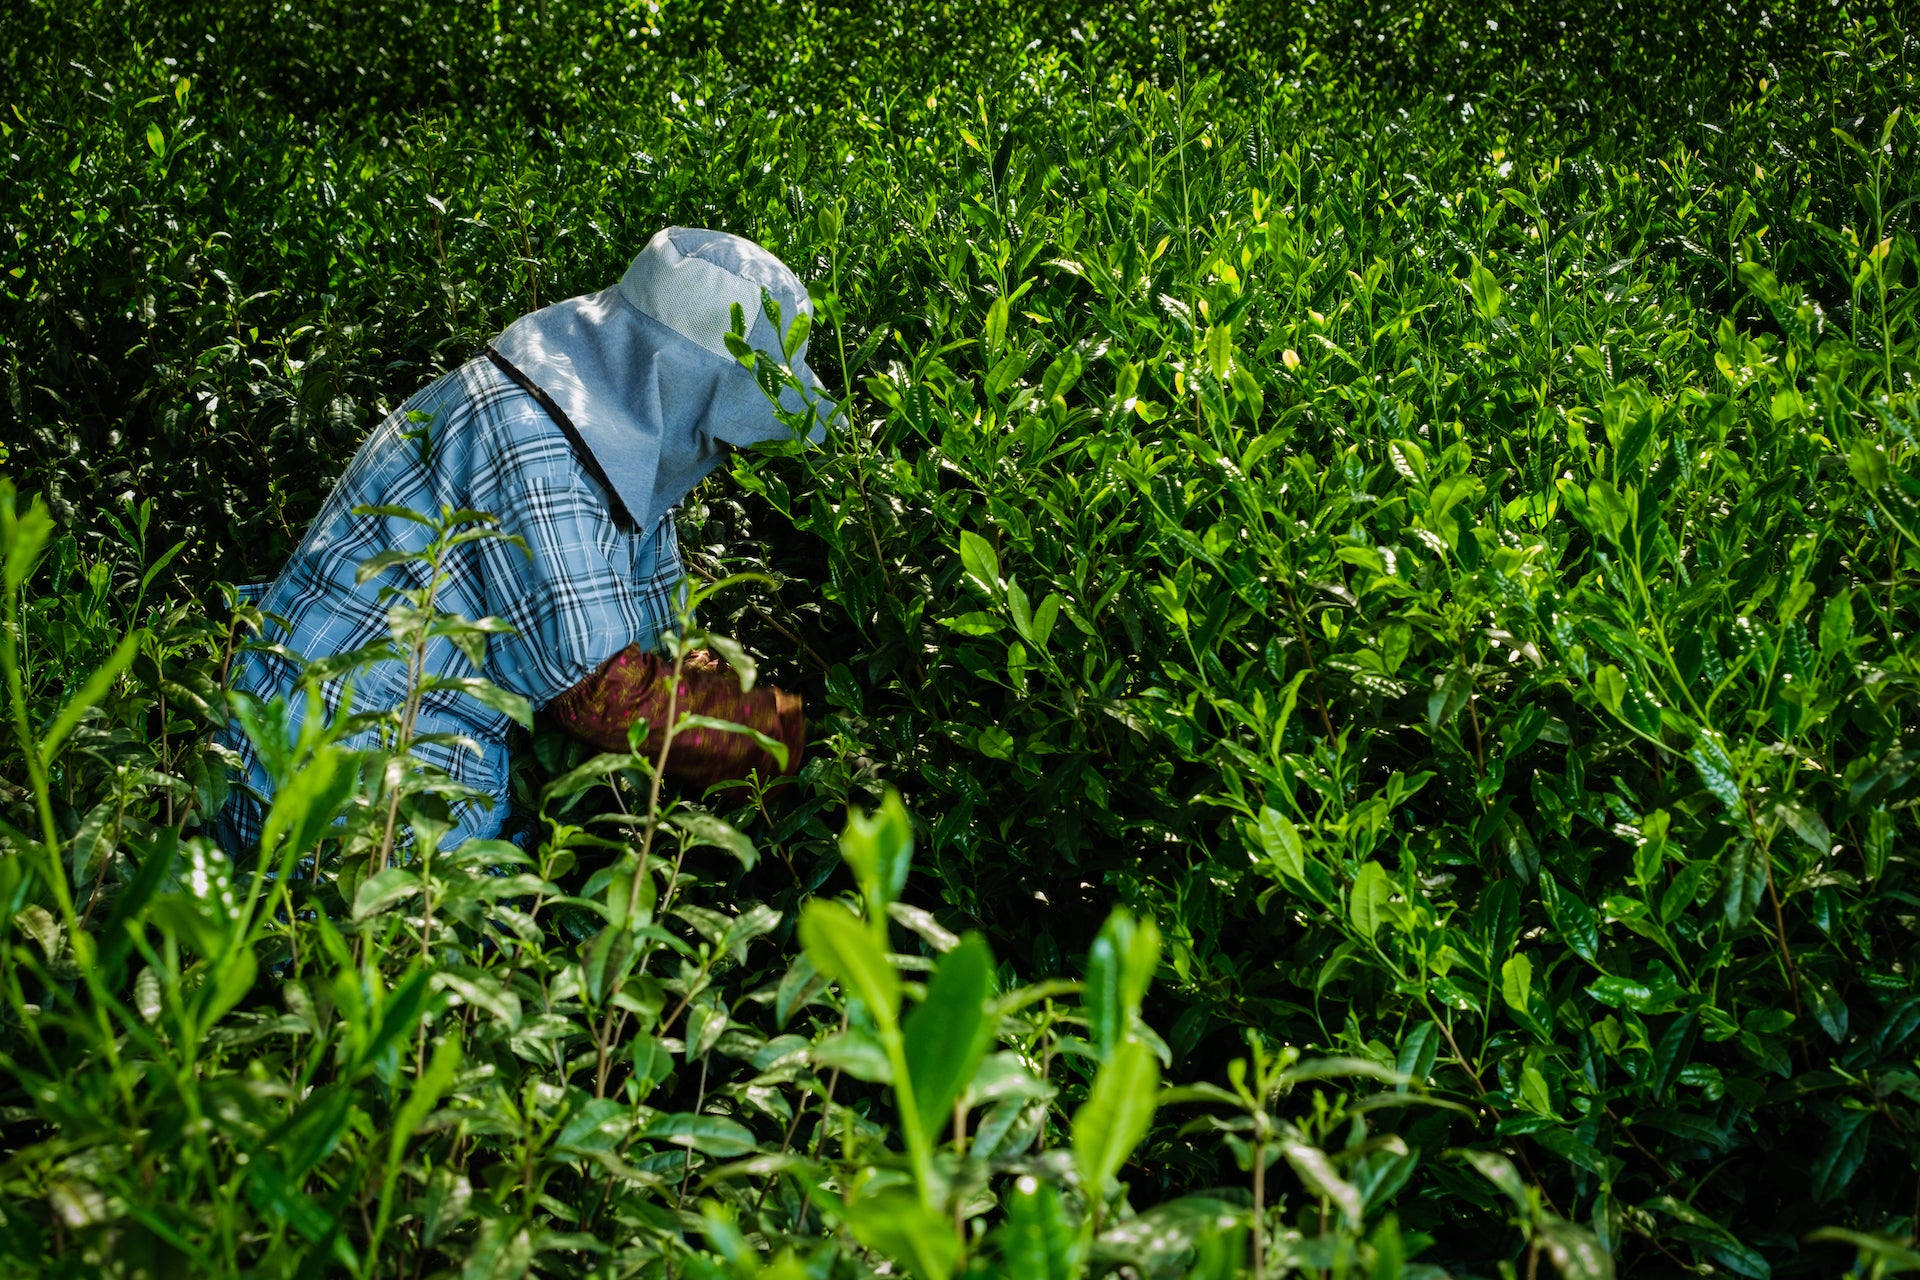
xmin=3 ymin=0 xmax=1919 ymax=1276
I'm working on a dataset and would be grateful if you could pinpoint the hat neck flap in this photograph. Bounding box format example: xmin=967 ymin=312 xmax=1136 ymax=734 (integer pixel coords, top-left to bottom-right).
xmin=488 ymin=249 xmax=833 ymax=535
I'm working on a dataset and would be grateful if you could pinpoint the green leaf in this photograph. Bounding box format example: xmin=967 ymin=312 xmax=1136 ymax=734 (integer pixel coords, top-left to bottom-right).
xmin=1593 ymin=665 xmax=1626 ymax=716
xmin=1811 ymin=1110 xmax=1872 ymax=1202
xmin=555 ymin=1098 xmax=630 ymax=1157
xmin=666 ymin=811 xmax=758 ymax=869
xmin=1612 ymin=406 xmax=1656 ymax=476
xmin=584 ymin=917 xmax=656 ymax=1000
xmin=639 ymin=1112 xmax=758 ymax=1158
xmin=1457 ymin=1148 xmax=1529 ymax=1212
xmin=1273 ymin=1056 xmax=1410 ymax=1089
xmin=1395 ymin=1022 xmax=1441 ymax=1088
xmin=38 ymin=632 xmax=137 ymax=766
xmin=959 ymin=529 xmax=1002 ymax=598
xmin=776 ymin=953 xmax=825 ymax=1028
xmin=1586 ymin=479 xmax=1629 ymax=539
xmin=240 ymin=1153 xmax=349 ymax=1258
xmin=1282 ymin=1140 xmax=1364 ymax=1225
xmin=259 ymin=746 xmax=355 ymax=857
xmin=1500 ymin=954 xmax=1534 ymax=1018
xmin=938 ymin=611 xmax=1003 ymax=635
xmin=1429 ymin=473 xmax=1485 ymax=527
xmin=1539 ymin=873 xmax=1599 ymax=963
xmin=353 ymin=867 xmax=423 ymax=921
xmin=146 ymin=121 xmax=165 ymax=157
xmin=1349 ymin=862 xmax=1391 ymax=940
xmin=434 ymin=968 xmax=523 ymax=1031
xmin=1380 ymin=621 xmax=1413 ymax=673
xmin=1806 ymin=973 xmax=1849 ymax=1043
xmin=354 ymin=548 xmax=421 ymax=584
xmin=901 ymin=933 xmax=996 ymax=1140
xmin=1072 ymin=1038 xmax=1160 ymax=1193
xmin=1649 ymin=1012 xmax=1697 ymax=1100
xmin=798 ymin=899 xmax=900 ymax=1027
xmin=1466 ymin=255 xmax=1505 ymax=320
xmin=2 ymin=495 xmax=52 ymax=593
xmin=357 ymin=967 xmax=436 ymax=1073
xmin=1848 ymin=438 xmax=1891 ymax=491
xmin=1805 ymin=1229 xmax=1920 ymax=1274
xmin=889 ymin=901 xmax=961 ymax=953
xmin=811 ymin=1026 xmax=893 ymax=1082
xmin=200 ymin=945 xmax=257 ymax=1028
xmin=1689 ymin=733 xmax=1742 ymax=812
xmin=390 ymin=1034 xmax=462 ymax=1162
xmin=1819 ymin=592 xmax=1855 ymax=656
xmin=1205 ymin=323 xmax=1233 ymax=380
xmin=1479 ymin=878 xmax=1522 ymax=961
xmin=783 ymin=308 xmax=812 ymax=362
xmin=673 ymin=713 xmax=789 ymax=771
xmin=999 ymin=1176 xmax=1084 ymax=1280
xmin=462 ymin=1219 xmax=533 ymax=1280
xmin=1031 ymin=592 xmax=1062 ymax=651
xmin=1586 ymin=972 xmax=1686 ymax=1015
xmin=1250 ymin=806 xmax=1306 ymax=880
xmin=1498 ymin=811 xmax=1541 ymax=882
xmin=137 ymin=537 xmax=187 ymax=596
xmin=1040 ymin=349 xmax=1084 ymax=404
xmin=1097 ymin=1196 xmax=1249 ymax=1277
xmin=1428 ymin=661 xmax=1473 ymax=730
xmin=965 ymin=1052 xmax=1053 ymax=1106
xmin=1721 ymin=837 xmax=1767 ymax=929
xmin=839 ymin=788 xmax=914 ymax=917
xmin=976 ymin=725 xmax=1016 ymax=759
xmin=983 ymin=295 xmax=1009 ymax=356
xmin=1388 ymin=437 xmax=1428 ymax=484
xmin=1084 ymin=909 xmax=1161 ymax=1062
xmin=1007 ymin=578 xmax=1034 ymax=639
xmin=703 ymin=632 xmax=757 ymax=692
xmin=848 ymin=1188 xmax=960 ymax=1280
xmin=1773 ymin=800 xmax=1831 ymax=854
xmin=1643 ymin=1195 xmax=1740 ymax=1248
xmin=1535 ymin=1215 xmax=1616 ymax=1280
xmin=418 ymin=1167 xmax=470 ymax=1252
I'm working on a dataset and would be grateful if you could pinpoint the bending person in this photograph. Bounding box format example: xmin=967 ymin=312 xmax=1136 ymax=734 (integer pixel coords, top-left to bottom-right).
xmin=215 ymin=228 xmax=821 ymax=851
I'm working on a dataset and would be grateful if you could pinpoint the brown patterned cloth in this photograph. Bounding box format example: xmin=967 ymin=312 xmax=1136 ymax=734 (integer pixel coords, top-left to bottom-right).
xmin=548 ymin=645 xmax=804 ymax=789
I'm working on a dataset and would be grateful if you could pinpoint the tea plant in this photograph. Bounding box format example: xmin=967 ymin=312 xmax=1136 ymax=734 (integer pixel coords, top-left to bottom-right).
xmin=1 ymin=475 xmax=1469 ymax=1277
xmin=5 ymin=0 xmax=1920 ymax=1275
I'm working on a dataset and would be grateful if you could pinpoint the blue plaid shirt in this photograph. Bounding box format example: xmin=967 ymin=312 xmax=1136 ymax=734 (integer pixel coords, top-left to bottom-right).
xmin=217 ymin=355 xmax=684 ymax=850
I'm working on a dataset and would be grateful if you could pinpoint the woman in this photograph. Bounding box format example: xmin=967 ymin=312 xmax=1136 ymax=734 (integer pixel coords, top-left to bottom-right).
xmin=215 ymin=227 xmax=823 ymax=851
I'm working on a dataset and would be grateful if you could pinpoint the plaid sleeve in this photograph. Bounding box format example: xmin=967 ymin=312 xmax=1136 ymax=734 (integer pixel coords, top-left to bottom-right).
xmin=465 ymin=365 xmax=688 ymax=709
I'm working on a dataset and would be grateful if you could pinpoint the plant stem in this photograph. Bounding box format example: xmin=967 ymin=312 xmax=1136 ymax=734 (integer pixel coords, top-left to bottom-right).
xmin=1251 ymin=1133 xmax=1267 ymax=1280
xmin=375 ymin=535 xmax=451 ymax=874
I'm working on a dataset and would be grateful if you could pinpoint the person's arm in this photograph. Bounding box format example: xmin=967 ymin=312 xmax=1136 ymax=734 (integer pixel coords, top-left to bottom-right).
xmin=548 ymin=644 xmax=804 ymax=788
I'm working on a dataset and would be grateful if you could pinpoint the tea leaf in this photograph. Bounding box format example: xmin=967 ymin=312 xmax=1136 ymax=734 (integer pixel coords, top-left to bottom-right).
xmin=1283 ymin=1140 xmax=1364 ymax=1225
xmin=901 ymin=933 xmax=996 ymax=1141
xmin=799 ymin=899 xmax=900 ymax=1025
xmin=959 ymin=530 xmax=1002 ymax=598
xmin=1073 ymin=1038 xmax=1160 ymax=1194
xmin=848 ymin=1189 xmax=961 ymax=1280
xmin=640 ymin=1113 xmax=758 ymax=1158
xmin=1466 ymin=256 xmax=1505 ymax=321
xmin=999 ymin=1176 xmax=1083 ymax=1279
xmin=1350 ymin=863 xmax=1391 ymax=941
xmin=1251 ymin=806 xmax=1306 ymax=880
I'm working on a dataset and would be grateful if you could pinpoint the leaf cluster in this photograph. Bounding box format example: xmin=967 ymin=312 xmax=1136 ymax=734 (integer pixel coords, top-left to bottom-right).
xmin=4 ymin=0 xmax=1920 ymax=1277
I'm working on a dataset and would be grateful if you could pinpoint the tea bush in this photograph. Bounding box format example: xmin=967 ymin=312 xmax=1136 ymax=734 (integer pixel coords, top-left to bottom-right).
xmin=4 ymin=0 xmax=1920 ymax=1276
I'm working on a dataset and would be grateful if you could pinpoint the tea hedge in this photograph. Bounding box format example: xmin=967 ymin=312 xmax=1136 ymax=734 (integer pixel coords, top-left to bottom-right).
xmin=2 ymin=1 xmax=1919 ymax=1277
